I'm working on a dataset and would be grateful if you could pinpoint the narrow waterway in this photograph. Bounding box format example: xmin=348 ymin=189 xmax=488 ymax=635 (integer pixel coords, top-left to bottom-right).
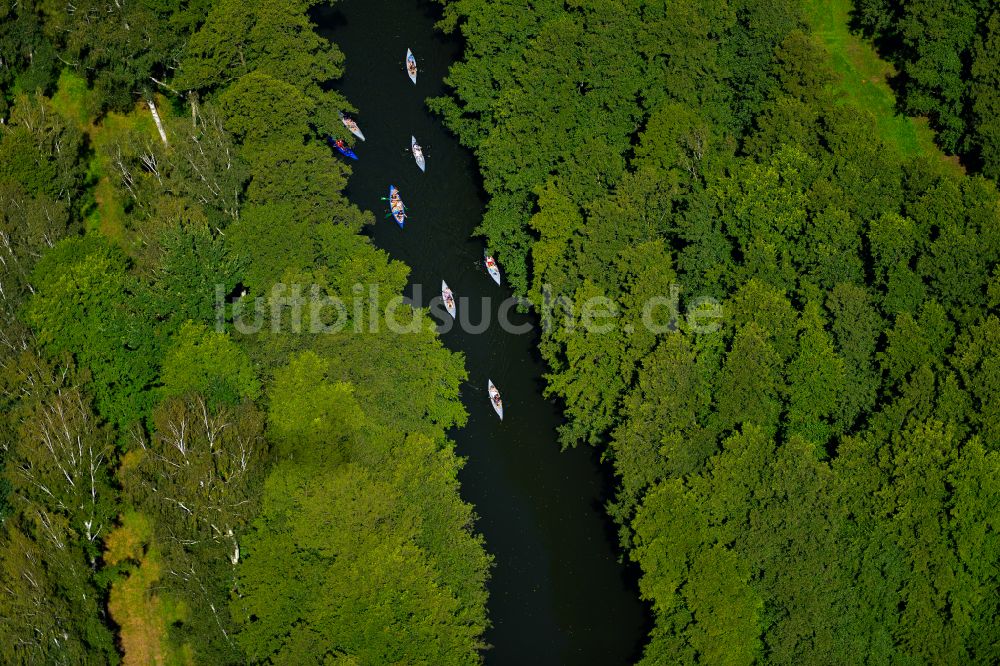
xmin=317 ymin=2 xmax=647 ymax=663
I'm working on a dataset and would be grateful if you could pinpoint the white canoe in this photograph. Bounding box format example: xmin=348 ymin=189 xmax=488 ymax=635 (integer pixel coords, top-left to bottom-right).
xmin=485 ymin=254 xmax=501 ymax=286
xmin=441 ymin=280 xmax=456 ymax=318
xmin=406 ymin=49 xmax=417 ymax=84
xmin=338 ymin=111 xmax=365 ymax=141
xmin=412 ymin=136 xmax=426 ymax=172
xmin=488 ymin=380 xmax=503 ymax=420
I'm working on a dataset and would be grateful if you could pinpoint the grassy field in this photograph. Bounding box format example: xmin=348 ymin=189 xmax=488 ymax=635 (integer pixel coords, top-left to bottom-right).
xmin=802 ymin=0 xmax=963 ymax=174
xmin=105 ymin=511 xmax=194 ymax=666
xmin=49 ymin=70 xmax=95 ymax=130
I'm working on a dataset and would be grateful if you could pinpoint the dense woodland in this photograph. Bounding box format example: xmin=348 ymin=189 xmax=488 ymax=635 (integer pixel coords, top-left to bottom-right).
xmin=0 ymin=1 xmax=489 ymax=663
xmin=434 ymin=0 xmax=1000 ymax=662
xmin=2 ymin=0 xmax=1000 ymax=664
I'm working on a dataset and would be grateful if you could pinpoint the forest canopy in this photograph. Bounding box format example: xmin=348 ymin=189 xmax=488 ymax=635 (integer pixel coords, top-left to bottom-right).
xmin=2 ymin=0 xmax=999 ymax=663
xmin=435 ymin=0 xmax=1000 ymax=662
xmin=0 ymin=1 xmax=488 ymax=664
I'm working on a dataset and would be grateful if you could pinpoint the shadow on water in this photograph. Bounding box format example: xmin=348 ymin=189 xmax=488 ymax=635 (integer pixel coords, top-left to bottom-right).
xmin=314 ymin=1 xmax=649 ymax=663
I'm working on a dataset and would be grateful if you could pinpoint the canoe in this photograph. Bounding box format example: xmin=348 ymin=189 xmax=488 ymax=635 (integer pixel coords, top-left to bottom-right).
xmin=411 ymin=136 xmax=426 ymax=172
xmin=338 ymin=111 xmax=365 ymax=141
xmin=406 ymin=49 xmax=417 ymax=84
xmin=488 ymin=379 xmax=503 ymax=420
xmin=389 ymin=185 xmax=406 ymax=228
xmin=328 ymin=136 xmax=358 ymax=160
xmin=484 ymin=254 xmax=501 ymax=286
xmin=441 ymin=280 xmax=456 ymax=318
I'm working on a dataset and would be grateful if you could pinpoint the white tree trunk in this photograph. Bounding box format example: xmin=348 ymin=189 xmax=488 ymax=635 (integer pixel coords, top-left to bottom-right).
xmin=190 ymin=93 xmax=199 ymax=129
xmin=148 ymin=98 xmax=168 ymax=146
xmin=228 ymin=529 xmax=239 ymax=564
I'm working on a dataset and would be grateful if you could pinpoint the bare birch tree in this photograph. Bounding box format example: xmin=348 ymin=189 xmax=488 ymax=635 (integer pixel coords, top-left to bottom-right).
xmin=119 ymin=394 xmax=266 ymax=655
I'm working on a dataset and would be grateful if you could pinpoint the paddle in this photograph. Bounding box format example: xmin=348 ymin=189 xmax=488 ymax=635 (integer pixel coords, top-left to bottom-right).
xmin=380 ymin=197 xmax=408 ymax=222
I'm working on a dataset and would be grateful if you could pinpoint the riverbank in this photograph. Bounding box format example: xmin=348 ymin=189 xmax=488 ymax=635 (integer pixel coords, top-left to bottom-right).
xmin=316 ymin=0 xmax=648 ymax=663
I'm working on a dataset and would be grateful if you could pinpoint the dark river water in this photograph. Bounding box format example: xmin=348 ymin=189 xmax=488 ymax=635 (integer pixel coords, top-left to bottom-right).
xmin=317 ymin=1 xmax=647 ymax=663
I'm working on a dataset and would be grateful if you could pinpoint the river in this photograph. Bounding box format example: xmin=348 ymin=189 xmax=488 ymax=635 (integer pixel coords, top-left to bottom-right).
xmin=316 ymin=1 xmax=647 ymax=663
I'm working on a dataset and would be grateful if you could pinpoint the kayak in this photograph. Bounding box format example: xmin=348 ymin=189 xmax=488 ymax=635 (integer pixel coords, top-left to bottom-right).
xmin=488 ymin=380 xmax=503 ymax=420
xmin=411 ymin=136 xmax=426 ymax=172
xmin=484 ymin=254 xmax=501 ymax=286
xmin=441 ymin=280 xmax=456 ymax=319
xmin=338 ymin=111 xmax=365 ymax=141
xmin=389 ymin=185 xmax=406 ymax=228
xmin=406 ymin=49 xmax=417 ymax=84
xmin=328 ymin=136 xmax=357 ymax=160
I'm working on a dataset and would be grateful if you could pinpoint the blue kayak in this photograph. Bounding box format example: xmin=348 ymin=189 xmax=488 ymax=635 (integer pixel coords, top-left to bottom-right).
xmin=389 ymin=185 xmax=406 ymax=228
xmin=327 ymin=136 xmax=358 ymax=160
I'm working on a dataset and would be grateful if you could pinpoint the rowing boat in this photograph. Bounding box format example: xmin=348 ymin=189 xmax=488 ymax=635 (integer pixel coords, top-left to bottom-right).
xmin=405 ymin=49 xmax=417 ymax=84
xmin=338 ymin=111 xmax=365 ymax=141
xmin=484 ymin=254 xmax=501 ymax=286
xmin=411 ymin=136 xmax=425 ymax=172
xmin=488 ymin=380 xmax=503 ymax=420
xmin=441 ymin=280 xmax=456 ymax=318
xmin=328 ymin=136 xmax=357 ymax=160
xmin=389 ymin=185 xmax=406 ymax=228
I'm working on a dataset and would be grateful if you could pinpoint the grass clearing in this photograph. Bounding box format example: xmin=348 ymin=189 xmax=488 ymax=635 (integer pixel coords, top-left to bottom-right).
xmin=802 ymin=0 xmax=964 ymax=175
xmin=49 ymin=70 xmax=96 ymax=132
xmin=87 ymin=103 xmax=161 ymax=241
xmin=51 ymin=71 xmax=178 ymax=241
xmin=106 ymin=511 xmax=193 ymax=666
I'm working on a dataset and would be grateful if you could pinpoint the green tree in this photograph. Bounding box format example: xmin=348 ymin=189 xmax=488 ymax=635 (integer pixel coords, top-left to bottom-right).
xmin=896 ymin=1 xmax=977 ymax=152
xmin=784 ymin=302 xmax=846 ymax=444
xmin=0 ymin=519 xmax=119 ymax=665
xmin=44 ymin=0 xmax=210 ymax=110
xmin=234 ymin=461 xmax=484 ymax=665
xmin=147 ymin=221 xmax=246 ymax=331
xmin=544 ymin=280 xmax=631 ymax=446
xmin=714 ymin=323 xmax=783 ymax=435
xmin=0 ymin=356 xmax=118 ymax=664
xmin=28 ymin=234 xmax=161 ymax=429
xmin=684 ymin=546 xmax=763 ymax=666
xmin=0 ymin=180 xmax=71 ymax=356
xmin=609 ymin=333 xmax=716 ymax=529
xmin=176 ymin=0 xmax=346 ymax=127
xmin=952 ymin=315 xmax=1000 ymax=448
xmin=970 ymin=11 xmax=1000 ymax=179
xmin=0 ymin=0 xmax=57 ymax=102
xmin=160 ymin=322 xmax=260 ymax=405
xmin=120 ymin=395 xmax=267 ymax=662
xmin=825 ymin=282 xmax=883 ymax=428
xmin=266 ymin=350 xmax=364 ymax=461
xmin=234 ymin=346 xmax=485 ymax=661
xmin=217 ymin=72 xmax=315 ymax=146
xmin=0 ymin=92 xmax=85 ymax=201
